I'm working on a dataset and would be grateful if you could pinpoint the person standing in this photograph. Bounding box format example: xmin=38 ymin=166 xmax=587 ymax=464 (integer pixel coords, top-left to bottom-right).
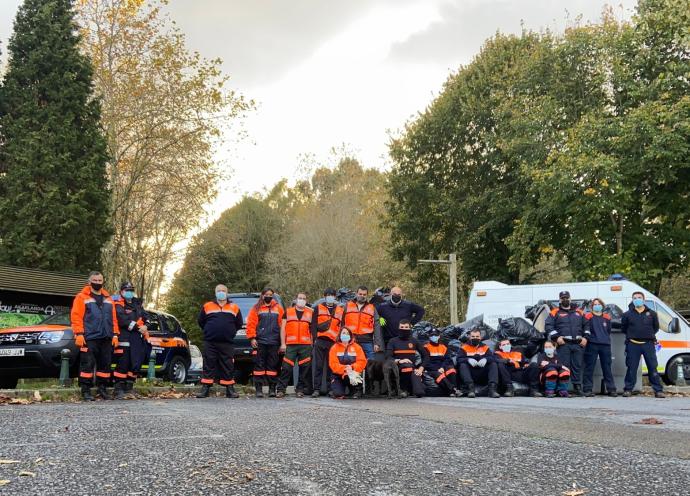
xmin=582 ymin=299 xmax=617 ymax=397
xmin=71 ymin=271 xmax=119 ymax=401
xmin=277 ymin=293 xmax=313 ymax=398
xmin=112 ymin=281 xmax=149 ymax=400
xmin=246 ymin=288 xmax=284 ymax=398
xmin=311 ymin=288 xmax=343 ymax=398
xmin=342 ymin=286 xmax=384 ymax=359
xmin=196 ymin=285 xmax=242 ymax=399
xmin=622 ymin=291 xmax=665 ymax=398
xmin=376 ymin=286 xmax=425 ymax=345
xmin=545 ymin=291 xmax=589 ymax=396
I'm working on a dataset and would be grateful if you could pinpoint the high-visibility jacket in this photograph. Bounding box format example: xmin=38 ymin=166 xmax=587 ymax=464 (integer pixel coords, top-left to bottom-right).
xmin=423 ymin=342 xmax=453 ymax=372
xmin=328 ymin=341 xmax=367 ymax=376
xmin=495 ymin=350 xmax=528 ymax=370
xmin=246 ymin=301 xmax=284 ymax=345
xmin=70 ymin=286 xmax=119 ymax=340
xmin=112 ymin=295 xmax=146 ymax=341
xmin=198 ymin=300 xmax=242 ymax=342
xmin=457 ymin=343 xmax=494 ymax=365
xmin=315 ymin=303 xmax=343 ymax=342
xmin=284 ymin=306 xmax=313 ymax=345
xmin=343 ymin=301 xmax=375 ymax=336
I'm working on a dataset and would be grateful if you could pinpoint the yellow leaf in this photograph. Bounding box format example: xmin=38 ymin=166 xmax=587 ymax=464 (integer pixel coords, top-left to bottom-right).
xmin=583 ymin=187 xmax=596 ymax=196
xmin=0 ymin=460 xmax=20 ymax=464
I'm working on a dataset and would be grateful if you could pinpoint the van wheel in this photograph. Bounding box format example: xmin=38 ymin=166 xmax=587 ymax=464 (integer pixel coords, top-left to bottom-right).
xmin=167 ymin=356 xmax=188 ymax=384
xmin=664 ymin=355 xmax=690 ymax=385
xmin=0 ymin=377 xmax=19 ymax=389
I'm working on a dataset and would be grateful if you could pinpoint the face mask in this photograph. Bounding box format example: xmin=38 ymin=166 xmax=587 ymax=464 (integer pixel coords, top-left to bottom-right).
xmin=340 ymin=333 xmax=351 ymax=343
xmin=429 ymin=335 xmax=440 ymax=344
xmin=500 ymin=344 xmax=511 ymax=353
xmin=296 ymin=298 xmax=307 ymax=308
xmin=90 ymin=282 xmax=103 ymax=291
xmin=470 ymin=338 xmax=481 ymax=346
xmin=325 ymin=296 xmax=336 ymax=305
xmin=263 ymin=296 xmax=273 ymax=304
xmin=544 ymin=348 xmax=555 ymax=357
xmin=592 ymin=304 xmax=603 ymax=313
xmin=399 ymin=328 xmax=411 ymax=338
xmin=633 ymin=298 xmax=644 ymax=308
xmin=391 ymin=294 xmax=402 ymax=304
xmin=216 ymin=291 xmax=227 ymax=301
xmin=123 ymin=291 xmax=135 ymax=300
xmin=356 ymin=296 xmax=367 ymax=303
xmin=561 ymin=299 xmax=571 ymax=308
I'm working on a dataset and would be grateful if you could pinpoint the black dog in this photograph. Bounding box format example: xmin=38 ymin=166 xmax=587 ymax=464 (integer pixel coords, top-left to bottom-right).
xmin=365 ymin=355 xmax=402 ymax=398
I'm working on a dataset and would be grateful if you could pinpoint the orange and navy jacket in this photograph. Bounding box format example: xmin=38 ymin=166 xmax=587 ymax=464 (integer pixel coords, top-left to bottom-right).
xmin=537 ymin=351 xmax=567 ymax=371
xmin=70 ymin=285 xmax=119 ymax=340
xmin=284 ymin=306 xmax=314 ymax=345
xmin=545 ymin=305 xmax=589 ymax=341
xmin=422 ymin=342 xmax=454 ymax=372
xmin=198 ymin=300 xmax=243 ymax=343
xmin=246 ymin=301 xmax=284 ymax=345
xmin=112 ymin=294 xmax=145 ymax=340
xmin=386 ymin=336 xmax=428 ymax=372
xmin=312 ymin=303 xmax=344 ymax=342
xmin=495 ymin=350 xmax=529 ymax=370
xmin=584 ymin=312 xmax=612 ymax=345
xmin=329 ymin=341 xmax=367 ymax=377
xmin=342 ymin=301 xmax=384 ymax=348
xmin=457 ymin=343 xmax=494 ymax=365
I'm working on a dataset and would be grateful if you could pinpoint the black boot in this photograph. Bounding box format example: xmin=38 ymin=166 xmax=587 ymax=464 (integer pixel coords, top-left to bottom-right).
xmin=488 ymin=383 xmax=500 ymax=398
xmin=530 ymin=389 xmax=543 ymax=398
xmin=113 ymin=382 xmax=126 ymax=400
xmin=573 ymin=384 xmax=584 ymax=397
xmin=196 ymin=384 xmax=211 ymax=398
xmin=81 ymin=386 xmax=94 ymax=401
xmin=226 ymin=386 xmax=239 ymax=399
xmin=465 ymin=383 xmax=476 ymax=398
xmin=268 ymin=385 xmax=276 ymax=398
xmin=96 ymin=384 xmax=111 ymax=400
xmin=503 ymin=384 xmax=514 ymax=397
xmin=254 ymin=379 xmax=264 ymax=398
xmin=125 ymin=381 xmax=139 ymax=399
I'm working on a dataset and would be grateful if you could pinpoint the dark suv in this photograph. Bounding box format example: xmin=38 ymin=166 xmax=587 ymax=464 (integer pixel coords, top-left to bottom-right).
xmin=0 ymin=309 xmax=191 ymax=389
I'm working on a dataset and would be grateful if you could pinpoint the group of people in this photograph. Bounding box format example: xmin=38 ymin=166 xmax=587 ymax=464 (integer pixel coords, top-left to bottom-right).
xmin=70 ymin=271 xmax=666 ymax=400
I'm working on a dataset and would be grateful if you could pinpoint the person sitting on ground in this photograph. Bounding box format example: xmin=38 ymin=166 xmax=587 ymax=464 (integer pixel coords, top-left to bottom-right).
xmin=457 ymin=328 xmax=500 ymax=398
xmin=494 ymin=338 xmax=542 ymax=397
xmin=329 ymin=327 xmax=367 ymax=399
xmin=422 ymin=328 xmax=461 ymax=397
xmin=386 ymin=319 xmax=427 ymax=398
xmin=538 ymin=341 xmax=571 ymax=398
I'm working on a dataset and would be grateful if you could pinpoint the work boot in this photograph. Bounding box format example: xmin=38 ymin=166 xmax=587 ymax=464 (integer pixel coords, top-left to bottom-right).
xmin=655 ymin=391 xmax=666 ymax=399
xmin=584 ymin=391 xmax=595 ymax=398
xmin=545 ymin=389 xmax=556 ymax=398
xmin=530 ymin=389 xmax=543 ymax=398
xmin=296 ymin=391 xmax=304 ymax=398
xmin=311 ymin=391 xmax=320 ymax=398
xmin=275 ymin=390 xmax=285 ymax=398
xmin=268 ymin=385 xmax=277 ymax=398
xmin=608 ymin=391 xmax=618 ymax=397
xmin=113 ymin=382 xmax=126 ymax=400
xmin=451 ymin=388 xmax=463 ymax=398
xmin=488 ymin=384 xmax=500 ymax=399
xmin=196 ymin=384 xmax=211 ymax=398
xmin=622 ymin=390 xmax=632 ymax=397
xmin=81 ymin=386 xmax=94 ymax=402
xmin=255 ymin=387 xmax=264 ymax=399
xmin=466 ymin=384 xmax=476 ymax=398
xmin=558 ymin=389 xmax=570 ymax=398
xmin=503 ymin=385 xmax=514 ymax=397
xmin=125 ymin=381 xmax=140 ymax=399
xmin=573 ymin=384 xmax=584 ymax=397
xmin=226 ymin=386 xmax=239 ymax=399
xmin=96 ymin=384 xmax=111 ymax=400
xmin=352 ymin=386 xmax=363 ymax=399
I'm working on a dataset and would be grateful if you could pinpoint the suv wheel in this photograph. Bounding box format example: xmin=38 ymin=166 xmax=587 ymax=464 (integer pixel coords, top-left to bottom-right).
xmin=0 ymin=377 xmax=19 ymax=389
xmin=167 ymin=356 xmax=188 ymax=384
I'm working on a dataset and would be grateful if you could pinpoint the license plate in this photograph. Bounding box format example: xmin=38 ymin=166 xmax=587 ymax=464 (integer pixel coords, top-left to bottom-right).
xmin=0 ymin=348 xmax=25 ymax=357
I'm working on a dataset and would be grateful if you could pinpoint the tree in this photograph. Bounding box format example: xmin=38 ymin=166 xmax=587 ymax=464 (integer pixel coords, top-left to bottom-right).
xmin=0 ymin=0 xmax=110 ymax=272
xmin=76 ymin=0 xmax=252 ymax=302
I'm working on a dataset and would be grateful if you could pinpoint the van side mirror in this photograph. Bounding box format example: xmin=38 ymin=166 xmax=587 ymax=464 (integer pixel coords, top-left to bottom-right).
xmin=668 ymin=317 xmax=681 ymax=334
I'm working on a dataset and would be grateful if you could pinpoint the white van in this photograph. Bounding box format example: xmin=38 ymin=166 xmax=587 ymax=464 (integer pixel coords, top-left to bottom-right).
xmin=466 ymin=279 xmax=689 ymax=385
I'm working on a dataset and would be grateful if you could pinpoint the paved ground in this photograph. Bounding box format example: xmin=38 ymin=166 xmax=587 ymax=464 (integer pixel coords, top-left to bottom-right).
xmin=2 ymin=394 xmax=690 ymax=495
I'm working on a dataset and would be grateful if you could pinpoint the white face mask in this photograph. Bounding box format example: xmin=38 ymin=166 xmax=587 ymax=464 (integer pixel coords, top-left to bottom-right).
xmin=544 ymin=348 xmax=555 ymax=357
xmin=296 ymin=298 xmax=307 ymax=308
xmin=500 ymin=344 xmax=511 ymax=353
xmin=325 ymin=296 xmax=336 ymax=305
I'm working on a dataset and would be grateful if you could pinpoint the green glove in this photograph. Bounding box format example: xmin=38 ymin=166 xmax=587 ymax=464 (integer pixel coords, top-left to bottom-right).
xmin=379 ymin=317 xmax=386 ymax=326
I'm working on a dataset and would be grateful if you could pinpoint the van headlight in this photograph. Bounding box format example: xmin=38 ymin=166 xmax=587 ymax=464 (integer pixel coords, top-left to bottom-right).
xmin=38 ymin=331 xmax=64 ymax=344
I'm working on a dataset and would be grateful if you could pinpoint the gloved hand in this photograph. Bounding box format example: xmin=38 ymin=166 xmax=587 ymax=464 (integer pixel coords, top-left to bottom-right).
xmin=468 ymin=358 xmax=479 ymax=368
xmin=142 ymin=330 xmax=150 ymax=341
xmin=112 ymin=336 xmax=119 ymax=348
xmin=347 ymin=370 xmax=363 ymax=385
xmin=379 ymin=317 xmax=386 ymax=326
xmin=477 ymin=358 xmax=487 ymax=368
xmin=75 ymin=334 xmax=85 ymax=348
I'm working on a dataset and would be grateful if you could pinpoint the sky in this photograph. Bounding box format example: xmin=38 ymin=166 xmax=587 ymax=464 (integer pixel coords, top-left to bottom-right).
xmin=0 ymin=0 xmax=638 ymax=281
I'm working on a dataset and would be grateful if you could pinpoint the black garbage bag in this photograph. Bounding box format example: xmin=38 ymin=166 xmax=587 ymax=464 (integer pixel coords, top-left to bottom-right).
xmin=496 ymin=317 xmax=544 ymax=344
xmin=369 ymin=287 xmax=391 ymax=306
xmin=525 ymin=300 xmax=555 ymax=320
xmin=412 ymin=321 xmax=436 ymax=341
xmin=605 ymin=304 xmax=623 ymax=329
xmin=336 ymin=287 xmax=355 ymax=304
xmin=440 ymin=315 xmax=496 ymax=343
xmin=440 ymin=324 xmax=463 ymax=343
xmin=446 ymin=339 xmax=462 ymax=359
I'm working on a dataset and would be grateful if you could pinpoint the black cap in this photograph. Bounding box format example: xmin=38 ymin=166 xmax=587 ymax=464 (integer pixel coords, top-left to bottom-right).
xmin=559 ymin=290 xmax=570 ymax=299
xmin=324 ymin=287 xmax=336 ymax=296
xmin=120 ymin=281 xmax=135 ymax=291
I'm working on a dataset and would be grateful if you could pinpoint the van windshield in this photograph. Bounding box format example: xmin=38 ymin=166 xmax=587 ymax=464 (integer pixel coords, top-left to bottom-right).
xmin=645 ymin=300 xmax=684 ymax=333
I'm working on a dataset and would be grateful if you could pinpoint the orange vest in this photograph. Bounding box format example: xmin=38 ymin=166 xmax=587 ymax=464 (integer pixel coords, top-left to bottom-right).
xmin=461 ymin=343 xmax=489 ymax=356
xmin=316 ymin=304 xmax=343 ymax=341
xmin=496 ymin=350 xmax=523 ymax=369
xmin=285 ymin=306 xmax=313 ymax=345
xmin=343 ymin=301 xmax=375 ymax=335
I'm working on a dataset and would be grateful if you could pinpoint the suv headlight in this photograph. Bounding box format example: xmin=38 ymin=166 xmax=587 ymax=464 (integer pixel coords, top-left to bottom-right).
xmin=38 ymin=331 xmax=64 ymax=344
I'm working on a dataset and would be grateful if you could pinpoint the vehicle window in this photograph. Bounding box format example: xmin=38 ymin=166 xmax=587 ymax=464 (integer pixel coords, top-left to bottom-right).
xmin=40 ymin=313 xmax=71 ymax=326
xmin=232 ymin=297 xmax=259 ymax=324
xmin=648 ymin=301 xmax=676 ymax=334
xmin=190 ymin=345 xmax=201 ymax=358
xmin=162 ymin=315 xmax=180 ymax=334
xmin=145 ymin=313 xmax=163 ymax=334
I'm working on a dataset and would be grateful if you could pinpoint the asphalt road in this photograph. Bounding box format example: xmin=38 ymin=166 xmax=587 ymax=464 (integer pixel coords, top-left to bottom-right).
xmin=2 ymin=394 xmax=690 ymax=495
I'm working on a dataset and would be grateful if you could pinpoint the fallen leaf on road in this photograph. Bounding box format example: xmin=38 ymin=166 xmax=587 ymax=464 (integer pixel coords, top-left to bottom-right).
xmin=563 ymin=491 xmax=587 ymax=496
xmin=18 ymin=471 xmax=36 ymax=477
xmin=33 ymin=391 xmax=42 ymax=401
xmin=0 ymin=460 xmax=20 ymax=464
xmin=0 ymin=480 xmax=10 ymax=486
xmin=245 ymin=473 xmax=255 ymax=481
xmin=118 ymin=463 xmax=128 ymax=468
xmin=433 ymin=470 xmax=443 ymax=475
xmin=634 ymin=417 xmax=664 ymax=425
xmin=34 ymin=458 xmax=43 ymax=464
xmin=459 ymin=479 xmax=474 ymax=484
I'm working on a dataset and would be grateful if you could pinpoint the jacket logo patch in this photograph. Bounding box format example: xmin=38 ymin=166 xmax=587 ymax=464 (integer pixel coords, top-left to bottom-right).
xmin=408 ymin=343 xmax=414 ymax=349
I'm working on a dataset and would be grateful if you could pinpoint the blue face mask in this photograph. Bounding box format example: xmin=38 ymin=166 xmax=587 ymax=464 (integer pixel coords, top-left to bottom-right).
xmin=633 ymin=298 xmax=644 ymax=308
xmin=216 ymin=291 xmax=227 ymax=301
xmin=593 ymin=304 xmax=603 ymax=313
xmin=544 ymin=347 xmax=555 ymax=357
xmin=325 ymin=296 xmax=336 ymax=305
xmin=429 ymin=335 xmax=440 ymax=344
xmin=340 ymin=333 xmax=351 ymax=343
xmin=123 ymin=290 xmax=135 ymax=300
